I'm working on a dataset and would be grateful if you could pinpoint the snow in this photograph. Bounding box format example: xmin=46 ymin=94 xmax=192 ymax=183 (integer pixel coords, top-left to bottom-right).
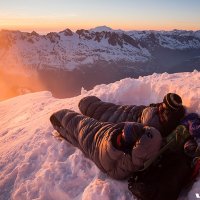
xmin=89 ymin=26 xmax=123 ymax=34
xmin=0 ymin=71 xmax=200 ymax=200
xmin=0 ymin=29 xmax=149 ymax=71
xmin=127 ymin=30 xmax=200 ymax=50
xmin=194 ymin=31 xmax=200 ymax=39
xmin=89 ymin=26 xmax=113 ymax=32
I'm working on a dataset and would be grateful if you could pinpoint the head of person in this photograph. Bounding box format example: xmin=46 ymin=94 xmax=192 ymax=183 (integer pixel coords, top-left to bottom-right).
xmin=158 ymin=93 xmax=184 ymax=124
xmin=163 ymin=93 xmax=183 ymax=111
xmin=116 ymin=122 xmax=144 ymax=151
xmin=117 ymin=122 xmax=162 ymax=158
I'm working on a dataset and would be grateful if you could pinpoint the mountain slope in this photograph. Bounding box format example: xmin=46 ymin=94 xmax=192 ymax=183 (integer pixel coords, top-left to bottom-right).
xmin=0 ymin=27 xmax=200 ymax=72
xmin=0 ymin=71 xmax=199 ymax=200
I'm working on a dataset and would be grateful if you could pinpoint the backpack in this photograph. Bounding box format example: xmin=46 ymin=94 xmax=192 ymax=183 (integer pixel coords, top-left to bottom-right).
xmin=128 ymin=125 xmax=192 ymax=200
xmin=128 ymin=149 xmax=192 ymax=200
xmin=138 ymin=125 xmax=190 ymax=172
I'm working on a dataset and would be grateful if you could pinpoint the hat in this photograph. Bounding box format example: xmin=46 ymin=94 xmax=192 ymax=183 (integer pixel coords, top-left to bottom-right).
xmin=122 ymin=122 xmax=144 ymax=146
xmin=163 ymin=93 xmax=182 ymax=111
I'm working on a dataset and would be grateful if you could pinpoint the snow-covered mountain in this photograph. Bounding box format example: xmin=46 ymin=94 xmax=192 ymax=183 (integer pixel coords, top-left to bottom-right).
xmin=0 ymin=26 xmax=200 ymax=71
xmin=0 ymin=71 xmax=200 ymax=200
xmin=1 ymin=26 xmax=200 ymax=100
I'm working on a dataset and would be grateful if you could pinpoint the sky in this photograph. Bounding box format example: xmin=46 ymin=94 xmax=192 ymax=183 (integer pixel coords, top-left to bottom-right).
xmin=0 ymin=0 xmax=200 ymax=33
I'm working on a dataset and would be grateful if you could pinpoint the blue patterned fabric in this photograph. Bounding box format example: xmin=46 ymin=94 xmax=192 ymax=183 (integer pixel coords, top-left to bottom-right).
xmin=181 ymin=113 xmax=200 ymax=139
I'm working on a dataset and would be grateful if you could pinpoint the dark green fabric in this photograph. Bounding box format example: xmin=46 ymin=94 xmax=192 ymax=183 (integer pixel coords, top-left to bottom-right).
xmin=166 ymin=125 xmax=190 ymax=150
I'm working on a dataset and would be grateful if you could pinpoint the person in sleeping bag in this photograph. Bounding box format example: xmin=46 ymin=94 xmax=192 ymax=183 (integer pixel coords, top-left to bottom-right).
xmin=78 ymin=93 xmax=185 ymax=137
xmin=50 ymin=109 xmax=162 ymax=180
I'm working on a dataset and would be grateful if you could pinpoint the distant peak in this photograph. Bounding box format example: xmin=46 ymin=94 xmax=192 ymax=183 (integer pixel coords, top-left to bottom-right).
xmin=30 ymin=31 xmax=39 ymax=37
xmin=89 ymin=26 xmax=113 ymax=32
xmin=59 ymin=28 xmax=73 ymax=36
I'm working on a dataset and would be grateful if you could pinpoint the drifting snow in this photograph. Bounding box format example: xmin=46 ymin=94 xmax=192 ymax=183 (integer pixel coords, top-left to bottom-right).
xmin=0 ymin=71 xmax=200 ymax=200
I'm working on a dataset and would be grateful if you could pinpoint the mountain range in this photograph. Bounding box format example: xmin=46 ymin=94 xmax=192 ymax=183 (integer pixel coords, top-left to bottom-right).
xmin=0 ymin=26 xmax=200 ymax=98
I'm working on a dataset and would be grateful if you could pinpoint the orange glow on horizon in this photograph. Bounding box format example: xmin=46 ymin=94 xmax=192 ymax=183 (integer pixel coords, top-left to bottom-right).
xmin=0 ymin=32 xmax=47 ymax=100
xmin=0 ymin=18 xmax=199 ymax=34
xmin=0 ymin=67 xmax=47 ymax=101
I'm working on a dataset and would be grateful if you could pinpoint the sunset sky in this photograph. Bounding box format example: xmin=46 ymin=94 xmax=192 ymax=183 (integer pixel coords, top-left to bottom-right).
xmin=0 ymin=0 xmax=200 ymax=33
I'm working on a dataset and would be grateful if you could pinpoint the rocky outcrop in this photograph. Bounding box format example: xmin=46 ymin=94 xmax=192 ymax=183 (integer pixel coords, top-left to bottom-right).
xmin=46 ymin=32 xmax=60 ymax=43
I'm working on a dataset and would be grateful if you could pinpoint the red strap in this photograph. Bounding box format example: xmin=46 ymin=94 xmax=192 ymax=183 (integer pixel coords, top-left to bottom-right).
xmin=117 ymin=133 xmax=122 ymax=147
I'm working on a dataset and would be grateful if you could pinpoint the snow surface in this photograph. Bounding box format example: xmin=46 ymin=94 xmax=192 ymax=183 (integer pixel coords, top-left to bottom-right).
xmin=0 ymin=71 xmax=200 ymax=200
